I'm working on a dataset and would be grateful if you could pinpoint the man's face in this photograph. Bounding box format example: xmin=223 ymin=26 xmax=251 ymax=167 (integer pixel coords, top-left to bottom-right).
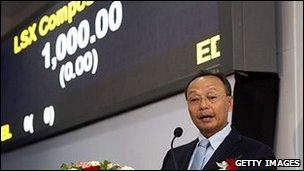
xmin=186 ymin=76 xmax=233 ymax=138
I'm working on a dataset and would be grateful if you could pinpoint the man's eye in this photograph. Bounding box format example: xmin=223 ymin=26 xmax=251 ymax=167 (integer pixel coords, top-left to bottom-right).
xmin=190 ymin=98 xmax=199 ymax=102
xmin=207 ymin=96 xmax=217 ymax=100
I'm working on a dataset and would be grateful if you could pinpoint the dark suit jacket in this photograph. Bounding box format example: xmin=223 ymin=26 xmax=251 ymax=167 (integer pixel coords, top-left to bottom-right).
xmin=161 ymin=127 xmax=276 ymax=170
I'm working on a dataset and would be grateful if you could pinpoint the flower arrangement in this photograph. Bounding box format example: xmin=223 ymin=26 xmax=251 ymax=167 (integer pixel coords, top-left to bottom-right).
xmin=60 ymin=160 xmax=134 ymax=170
xmin=216 ymin=158 xmax=239 ymax=170
xmin=216 ymin=159 xmax=239 ymax=170
xmin=216 ymin=154 xmax=242 ymax=170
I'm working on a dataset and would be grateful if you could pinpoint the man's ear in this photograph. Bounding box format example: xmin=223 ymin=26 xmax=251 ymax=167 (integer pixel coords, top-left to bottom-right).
xmin=228 ymin=96 xmax=233 ymax=112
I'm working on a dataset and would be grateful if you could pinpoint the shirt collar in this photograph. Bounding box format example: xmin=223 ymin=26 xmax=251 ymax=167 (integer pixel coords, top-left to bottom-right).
xmin=197 ymin=123 xmax=232 ymax=150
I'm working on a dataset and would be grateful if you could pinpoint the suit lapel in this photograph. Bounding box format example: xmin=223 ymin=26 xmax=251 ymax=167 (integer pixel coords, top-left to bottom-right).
xmin=180 ymin=139 xmax=198 ymax=170
xmin=203 ymin=128 xmax=243 ymax=170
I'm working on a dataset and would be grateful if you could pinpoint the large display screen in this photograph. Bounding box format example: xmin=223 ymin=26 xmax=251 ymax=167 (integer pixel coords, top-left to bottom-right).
xmin=1 ymin=1 xmax=229 ymax=152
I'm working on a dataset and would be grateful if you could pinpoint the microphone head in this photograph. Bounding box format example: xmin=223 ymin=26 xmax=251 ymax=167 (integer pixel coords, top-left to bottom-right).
xmin=174 ymin=127 xmax=183 ymax=137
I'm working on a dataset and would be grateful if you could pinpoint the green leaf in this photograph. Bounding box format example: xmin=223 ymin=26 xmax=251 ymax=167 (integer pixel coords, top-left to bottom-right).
xmin=70 ymin=166 xmax=81 ymax=170
xmin=110 ymin=165 xmax=121 ymax=170
xmin=60 ymin=163 xmax=69 ymax=170
xmin=101 ymin=160 xmax=111 ymax=170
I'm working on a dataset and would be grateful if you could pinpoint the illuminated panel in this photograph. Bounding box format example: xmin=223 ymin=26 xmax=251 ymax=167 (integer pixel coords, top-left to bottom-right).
xmin=196 ymin=34 xmax=221 ymax=65
xmin=1 ymin=1 xmax=226 ymax=152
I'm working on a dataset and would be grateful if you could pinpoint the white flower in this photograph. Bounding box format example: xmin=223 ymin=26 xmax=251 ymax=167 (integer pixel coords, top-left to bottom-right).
xmin=216 ymin=161 xmax=228 ymax=170
xmin=108 ymin=163 xmax=114 ymax=168
xmin=119 ymin=166 xmax=135 ymax=170
xmin=88 ymin=161 xmax=100 ymax=166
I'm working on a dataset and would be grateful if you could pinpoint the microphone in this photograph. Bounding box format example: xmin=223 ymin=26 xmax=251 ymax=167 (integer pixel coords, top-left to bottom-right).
xmin=174 ymin=127 xmax=183 ymax=138
xmin=171 ymin=127 xmax=183 ymax=170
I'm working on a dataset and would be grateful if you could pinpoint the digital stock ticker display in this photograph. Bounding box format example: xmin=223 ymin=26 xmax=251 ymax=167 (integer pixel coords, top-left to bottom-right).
xmin=1 ymin=1 xmax=228 ymax=152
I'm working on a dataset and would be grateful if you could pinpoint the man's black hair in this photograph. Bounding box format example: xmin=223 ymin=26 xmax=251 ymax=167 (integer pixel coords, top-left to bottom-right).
xmin=184 ymin=71 xmax=232 ymax=99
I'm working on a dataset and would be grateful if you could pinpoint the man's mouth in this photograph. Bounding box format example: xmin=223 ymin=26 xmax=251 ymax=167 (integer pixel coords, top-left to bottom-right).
xmin=199 ymin=114 xmax=214 ymax=122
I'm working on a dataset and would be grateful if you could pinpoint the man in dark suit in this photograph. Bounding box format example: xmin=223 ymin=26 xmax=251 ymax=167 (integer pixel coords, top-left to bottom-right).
xmin=161 ymin=72 xmax=276 ymax=170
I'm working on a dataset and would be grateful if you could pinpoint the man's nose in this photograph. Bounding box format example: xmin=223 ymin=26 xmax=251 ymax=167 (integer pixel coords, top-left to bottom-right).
xmin=199 ymin=98 xmax=209 ymax=110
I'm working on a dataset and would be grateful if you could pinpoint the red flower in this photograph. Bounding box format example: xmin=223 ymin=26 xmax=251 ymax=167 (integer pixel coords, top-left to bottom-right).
xmin=225 ymin=158 xmax=239 ymax=170
xmin=83 ymin=165 xmax=101 ymax=170
xmin=78 ymin=161 xmax=101 ymax=170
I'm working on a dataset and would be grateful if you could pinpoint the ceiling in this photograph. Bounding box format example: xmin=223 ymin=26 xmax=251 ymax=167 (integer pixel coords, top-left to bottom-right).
xmin=1 ymin=1 xmax=57 ymax=38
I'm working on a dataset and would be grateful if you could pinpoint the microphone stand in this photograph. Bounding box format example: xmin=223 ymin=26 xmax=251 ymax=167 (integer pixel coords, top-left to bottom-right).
xmin=171 ymin=135 xmax=179 ymax=170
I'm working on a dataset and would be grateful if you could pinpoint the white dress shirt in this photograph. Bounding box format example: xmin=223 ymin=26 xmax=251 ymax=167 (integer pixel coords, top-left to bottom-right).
xmin=187 ymin=123 xmax=232 ymax=169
